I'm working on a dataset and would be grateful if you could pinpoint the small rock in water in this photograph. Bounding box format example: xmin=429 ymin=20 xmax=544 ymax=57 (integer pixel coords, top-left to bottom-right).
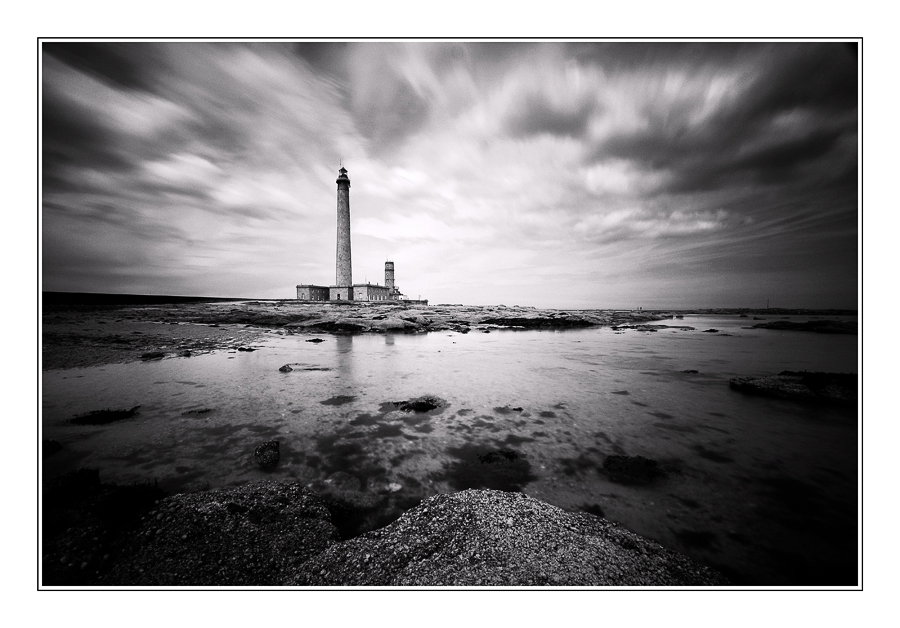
xmin=392 ymin=396 xmax=446 ymax=413
xmin=603 ymin=455 xmax=663 ymax=485
xmin=255 ymin=440 xmax=280 ymax=470
xmin=69 ymin=406 xmax=140 ymax=426
xmin=279 ymin=364 xmax=293 ymax=372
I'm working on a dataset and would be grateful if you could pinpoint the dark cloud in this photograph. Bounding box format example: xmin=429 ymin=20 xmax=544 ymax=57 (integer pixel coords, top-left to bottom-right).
xmin=506 ymin=94 xmax=596 ymax=139
xmin=42 ymin=42 xmax=163 ymax=92
xmin=41 ymin=83 xmax=129 ymax=172
xmin=292 ymin=42 xmax=350 ymax=77
xmin=594 ymin=43 xmax=857 ymax=200
xmin=352 ymin=74 xmax=430 ymax=151
xmin=565 ymin=41 xmax=751 ymax=71
xmin=735 ymin=44 xmax=857 ymax=121
xmin=730 ymin=128 xmax=845 ymax=183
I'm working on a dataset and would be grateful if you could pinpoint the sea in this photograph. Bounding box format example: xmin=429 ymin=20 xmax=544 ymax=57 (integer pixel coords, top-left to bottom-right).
xmin=41 ymin=312 xmax=859 ymax=586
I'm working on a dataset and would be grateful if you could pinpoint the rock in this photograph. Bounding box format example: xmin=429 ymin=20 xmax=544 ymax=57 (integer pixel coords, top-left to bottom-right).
xmin=255 ymin=441 xmax=280 ymax=470
xmin=69 ymin=406 xmax=140 ymax=426
xmin=751 ymin=320 xmax=857 ymax=334
xmin=392 ymin=396 xmax=447 ymax=413
xmin=181 ymin=408 xmax=213 ymax=416
xmin=237 ymin=346 xmax=255 ymax=352
xmin=372 ymin=318 xmax=420 ymax=332
xmin=701 ymin=329 xmax=719 ymax=333
xmin=480 ymin=316 xmax=594 ymax=329
xmin=729 ymin=371 xmax=856 ymax=405
xmin=602 ymin=455 xmax=663 ymax=485
xmin=288 ymin=489 xmax=728 ymax=586
xmin=140 ymin=351 xmax=166 ymax=360
xmin=612 ymin=324 xmax=695 ymax=332
xmin=305 ymin=338 xmax=326 ymax=343
xmin=278 ymin=364 xmax=293 ymax=372
xmin=681 ymin=369 xmax=699 ymax=374
xmin=103 ymin=482 xmax=339 ymax=586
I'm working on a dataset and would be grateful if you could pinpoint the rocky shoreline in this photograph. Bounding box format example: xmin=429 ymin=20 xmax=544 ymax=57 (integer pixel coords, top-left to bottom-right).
xmin=42 ymin=301 xmax=668 ymax=370
xmin=42 ymin=474 xmax=728 ymax=587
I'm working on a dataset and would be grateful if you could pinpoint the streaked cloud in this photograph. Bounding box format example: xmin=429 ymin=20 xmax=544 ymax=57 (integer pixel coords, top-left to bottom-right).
xmin=41 ymin=41 xmax=858 ymax=308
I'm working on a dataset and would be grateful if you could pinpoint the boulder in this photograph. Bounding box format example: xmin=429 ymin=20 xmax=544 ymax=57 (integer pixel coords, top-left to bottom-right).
xmin=103 ymin=482 xmax=339 ymax=586
xmin=255 ymin=440 xmax=280 ymax=470
xmin=288 ymin=489 xmax=728 ymax=586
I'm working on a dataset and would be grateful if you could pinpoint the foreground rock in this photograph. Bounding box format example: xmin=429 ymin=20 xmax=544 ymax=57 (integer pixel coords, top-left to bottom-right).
xmin=47 ymin=479 xmax=728 ymax=586
xmin=729 ymin=371 xmax=857 ymax=405
xmin=289 ymin=489 xmax=728 ymax=586
xmin=103 ymin=482 xmax=339 ymax=586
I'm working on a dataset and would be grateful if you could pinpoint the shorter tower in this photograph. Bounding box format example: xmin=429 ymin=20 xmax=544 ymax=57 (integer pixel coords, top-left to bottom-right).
xmin=385 ymin=261 xmax=395 ymax=292
xmin=385 ymin=260 xmax=402 ymax=299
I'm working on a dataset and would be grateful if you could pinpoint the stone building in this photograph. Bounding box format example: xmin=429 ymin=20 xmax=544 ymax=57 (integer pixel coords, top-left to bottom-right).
xmin=296 ymin=166 xmax=427 ymax=304
xmin=296 ymin=285 xmax=330 ymax=301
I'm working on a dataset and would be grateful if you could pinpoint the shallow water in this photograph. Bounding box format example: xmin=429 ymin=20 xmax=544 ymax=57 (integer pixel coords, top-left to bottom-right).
xmin=42 ymin=314 xmax=859 ymax=585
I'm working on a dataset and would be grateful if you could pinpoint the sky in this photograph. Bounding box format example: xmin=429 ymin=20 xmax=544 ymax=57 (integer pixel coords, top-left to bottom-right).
xmin=40 ymin=40 xmax=859 ymax=309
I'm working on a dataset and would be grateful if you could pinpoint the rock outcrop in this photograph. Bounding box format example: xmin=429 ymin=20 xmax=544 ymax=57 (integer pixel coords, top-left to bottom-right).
xmin=290 ymin=489 xmax=728 ymax=586
xmin=729 ymin=371 xmax=857 ymax=405
xmin=751 ymin=320 xmax=857 ymax=334
xmin=48 ymin=480 xmax=729 ymax=587
xmin=103 ymin=482 xmax=339 ymax=586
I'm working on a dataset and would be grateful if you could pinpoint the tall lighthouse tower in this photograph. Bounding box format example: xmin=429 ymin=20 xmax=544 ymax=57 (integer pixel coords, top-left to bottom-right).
xmin=335 ymin=166 xmax=352 ymax=292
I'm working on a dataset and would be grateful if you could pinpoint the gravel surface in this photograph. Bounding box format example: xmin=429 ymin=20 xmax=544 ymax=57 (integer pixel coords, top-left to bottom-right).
xmin=290 ymin=489 xmax=729 ymax=587
xmin=88 ymin=481 xmax=728 ymax=587
xmin=102 ymin=482 xmax=339 ymax=586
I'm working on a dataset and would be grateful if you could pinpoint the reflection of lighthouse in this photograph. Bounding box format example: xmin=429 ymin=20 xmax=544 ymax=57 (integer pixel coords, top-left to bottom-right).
xmin=335 ymin=166 xmax=352 ymax=291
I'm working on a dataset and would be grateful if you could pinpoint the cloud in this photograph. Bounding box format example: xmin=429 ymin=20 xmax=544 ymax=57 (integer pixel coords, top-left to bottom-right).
xmin=41 ymin=41 xmax=858 ymax=308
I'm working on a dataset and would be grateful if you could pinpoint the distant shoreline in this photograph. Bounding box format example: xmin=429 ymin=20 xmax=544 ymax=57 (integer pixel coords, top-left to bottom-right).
xmin=41 ymin=291 xmax=858 ymax=316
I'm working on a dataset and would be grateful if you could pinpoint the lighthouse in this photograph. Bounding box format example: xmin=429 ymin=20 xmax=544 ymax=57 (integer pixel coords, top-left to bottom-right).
xmin=295 ymin=166 xmax=427 ymax=304
xmin=335 ymin=165 xmax=352 ymax=297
